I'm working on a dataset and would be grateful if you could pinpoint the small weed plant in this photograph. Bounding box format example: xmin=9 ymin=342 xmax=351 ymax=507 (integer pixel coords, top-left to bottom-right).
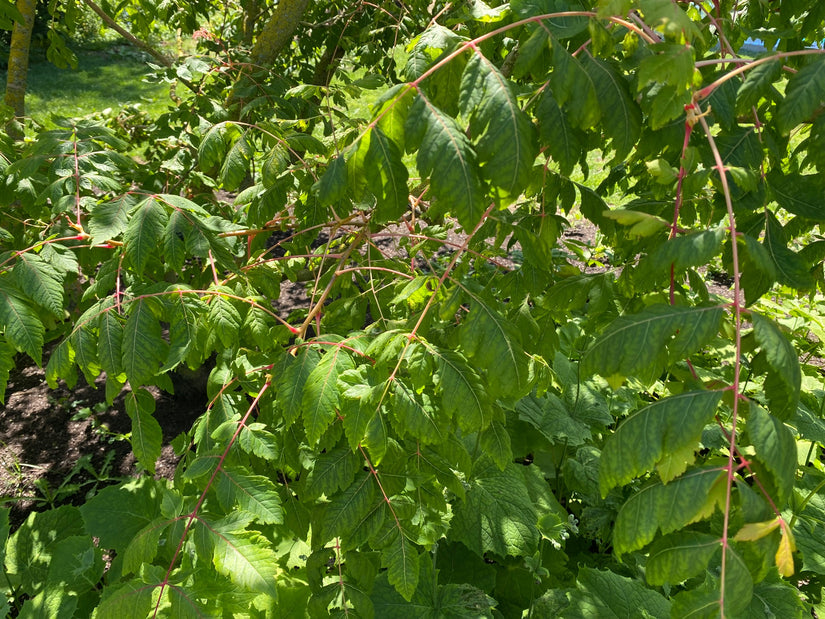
xmin=0 ymin=1 xmax=825 ymax=617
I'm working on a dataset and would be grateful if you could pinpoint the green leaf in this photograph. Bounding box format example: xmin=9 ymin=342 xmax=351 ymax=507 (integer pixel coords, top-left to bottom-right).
xmin=512 ymin=0 xmax=588 ymax=38
xmin=363 ymin=126 xmax=410 ymax=222
xmin=763 ymin=212 xmax=813 ymax=289
xmin=121 ymin=518 xmax=169 ymax=575
xmin=89 ymin=195 xmax=133 ymax=243
xmin=314 ymin=155 xmax=348 ymax=207
xmin=198 ymin=123 xmax=225 ymax=171
xmin=768 ymin=171 xmax=825 ymax=220
xmin=208 ymin=520 xmax=280 ymax=598
xmin=429 ymin=346 xmax=493 ymax=433
xmin=638 ymin=43 xmax=695 ymax=94
xmin=563 ymin=567 xmax=671 ymax=619
xmin=581 ymin=304 xmax=724 ymax=385
xmin=238 ymin=423 xmax=280 ymax=461
xmin=551 ymin=42 xmax=601 ymax=130
xmin=670 ymin=549 xmax=753 ymax=617
xmin=739 ymin=233 xmax=777 ymax=306
xmin=302 ymin=348 xmax=354 ymax=444
xmin=404 ymin=25 xmax=466 ymax=82
xmin=736 ymin=58 xmax=782 ymax=114
xmin=97 ymin=304 xmax=124 ymax=378
xmin=746 ymin=570 xmax=811 ymax=618
xmin=613 ymin=467 xmax=726 ymax=556
xmin=124 ymin=197 xmax=167 ymax=275
xmin=451 ymin=458 xmax=539 ymax=558
xmin=80 ymin=478 xmax=161 ymax=554
xmin=646 ymin=531 xmax=720 ymax=586
xmin=0 ymin=338 xmax=19 ymax=402
xmin=220 ymin=129 xmax=253 ymax=190
xmin=207 ymin=288 xmax=242 ymax=349
xmin=480 ymin=420 xmax=513 ymax=470
xmin=392 ymin=380 xmax=445 ymax=444
xmin=276 ymin=347 xmax=321 ymax=427
xmin=601 ymin=208 xmax=669 ymax=237
xmin=122 ymin=297 xmax=164 ymax=387
xmin=19 ymin=589 xmax=77 ymax=619
xmin=339 ymin=366 xmax=382 ymax=450
xmin=6 ymin=506 xmax=85 ymax=592
xmin=752 ymin=312 xmax=801 ymax=420
xmin=406 ymin=93 xmax=484 ymax=231
xmin=125 ymin=387 xmax=162 ymax=474
xmin=599 ymin=390 xmax=724 ymax=496
xmin=322 ymin=471 xmax=377 ymax=542
xmin=459 ymin=51 xmax=536 ymax=198
xmin=637 ymin=0 xmax=701 ymax=39
xmin=383 ymin=532 xmax=420 ymax=602
xmin=0 ymin=281 xmax=43 ymax=364
xmin=747 ymin=404 xmax=797 ymax=505
xmin=13 ymin=253 xmax=64 ymax=316
xmin=304 ymin=447 xmax=360 ymax=500
xmin=581 ymin=55 xmax=641 ymax=159
xmin=95 ymin=580 xmax=154 ymax=619
xmin=46 ymin=535 xmax=103 ymax=591
xmin=777 ymin=56 xmax=825 ymax=134
xmin=459 ymin=293 xmax=529 ymax=399
xmin=638 ymin=228 xmax=726 ymax=281
xmin=516 ymin=392 xmax=595 ymax=447
xmin=216 ymin=467 xmax=284 ymax=525
xmin=536 ymin=89 xmax=581 ymax=176
xmin=163 ymin=209 xmax=189 ymax=272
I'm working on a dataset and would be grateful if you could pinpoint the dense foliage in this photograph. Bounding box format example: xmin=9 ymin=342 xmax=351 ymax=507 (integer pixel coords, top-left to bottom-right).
xmin=1 ymin=0 xmax=825 ymax=616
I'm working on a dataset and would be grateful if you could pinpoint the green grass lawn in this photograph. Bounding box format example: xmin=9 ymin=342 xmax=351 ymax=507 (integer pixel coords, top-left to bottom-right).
xmin=5 ymin=46 xmax=172 ymax=127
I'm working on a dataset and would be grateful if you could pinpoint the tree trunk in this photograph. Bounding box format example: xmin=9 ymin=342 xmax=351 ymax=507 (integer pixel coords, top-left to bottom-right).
xmin=250 ymin=0 xmax=311 ymax=67
xmin=3 ymin=0 xmax=37 ymax=140
xmin=242 ymin=0 xmax=260 ymax=45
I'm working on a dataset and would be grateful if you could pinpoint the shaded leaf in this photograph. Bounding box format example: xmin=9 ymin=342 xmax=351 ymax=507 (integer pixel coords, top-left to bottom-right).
xmin=123 ymin=198 xmax=167 ymax=275
xmin=451 ymin=458 xmax=539 ymax=558
xmin=752 ymin=313 xmax=801 ymax=420
xmin=646 ymin=531 xmax=720 ymax=586
xmin=406 ymin=93 xmax=484 ymax=231
xmin=459 ymin=51 xmax=536 ymax=198
xmin=582 ymin=304 xmax=724 ymax=385
xmin=600 ymin=390 xmax=723 ymax=496
xmin=613 ymin=467 xmax=726 ymax=556
xmin=777 ymin=56 xmax=825 ymax=134
xmin=125 ymin=387 xmax=162 ymax=474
